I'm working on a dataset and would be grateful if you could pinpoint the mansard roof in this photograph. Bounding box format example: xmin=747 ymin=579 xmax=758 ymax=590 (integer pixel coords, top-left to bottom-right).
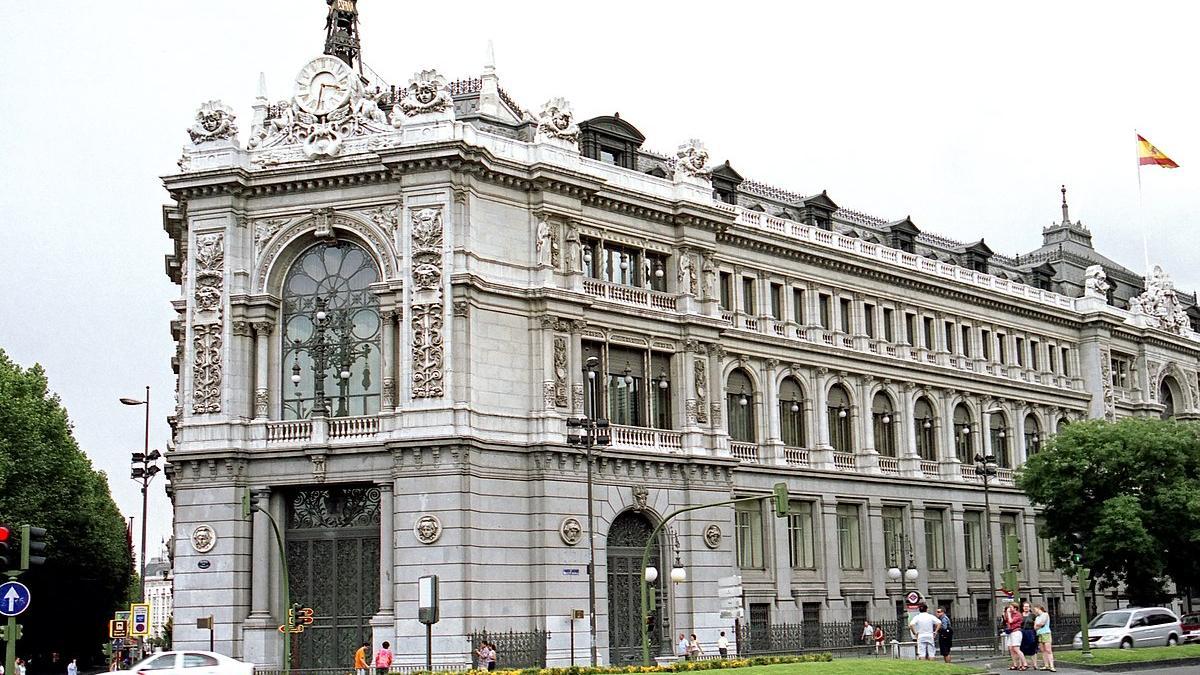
xmin=887 ymin=216 xmax=921 ymax=236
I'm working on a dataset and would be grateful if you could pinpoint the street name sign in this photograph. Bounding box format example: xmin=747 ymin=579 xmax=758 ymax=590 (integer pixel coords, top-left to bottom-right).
xmin=0 ymin=581 xmax=30 ymax=617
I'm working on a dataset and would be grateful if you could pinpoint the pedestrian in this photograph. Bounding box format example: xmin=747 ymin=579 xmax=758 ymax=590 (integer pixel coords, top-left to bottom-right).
xmin=373 ymin=640 xmax=392 ymax=675
xmin=687 ymin=634 xmax=703 ymax=660
xmin=677 ymin=633 xmax=689 ymax=660
xmin=15 ymin=659 xmax=25 ymax=675
xmin=908 ymin=603 xmax=940 ymax=661
xmin=935 ymin=607 xmax=953 ymax=663
xmin=487 ymin=642 xmax=498 ymax=671
xmin=475 ymin=641 xmax=488 ymax=670
xmin=354 ymin=641 xmax=370 ymax=675
xmin=1034 ymin=604 xmax=1056 ymax=672
xmin=861 ymin=619 xmax=874 ymax=649
xmin=872 ymin=624 xmax=885 ymax=655
xmin=716 ymin=631 xmax=729 ymax=658
xmin=67 ymin=659 xmax=78 ymax=675
xmin=1021 ymin=601 xmax=1039 ymax=670
xmin=1003 ymin=601 xmax=1028 ymax=671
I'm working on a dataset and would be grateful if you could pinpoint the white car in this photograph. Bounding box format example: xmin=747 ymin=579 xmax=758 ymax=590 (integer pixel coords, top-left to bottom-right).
xmin=1072 ymin=607 xmax=1183 ymax=649
xmin=129 ymin=651 xmax=254 ymax=675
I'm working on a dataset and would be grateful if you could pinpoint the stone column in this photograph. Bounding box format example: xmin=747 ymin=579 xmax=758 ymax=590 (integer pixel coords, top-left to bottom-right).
xmin=948 ymin=504 xmax=970 ymax=613
xmin=819 ymin=499 xmax=843 ymax=603
xmin=909 ymin=504 xmax=930 ymax=598
xmin=249 ymin=487 xmax=272 ymax=617
xmin=708 ymin=345 xmax=728 ymax=453
xmin=570 ymin=321 xmax=586 ymax=417
xmin=375 ymin=482 xmax=395 ymax=619
xmin=762 ymin=359 xmax=784 ymax=463
xmin=806 ymin=283 xmax=822 ymax=329
xmin=771 ymin=512 xmax=793 ymax=602
xmin=252 ymin=322 xmax=273 ymax=419
xmin=939 ymin=392 xmax=962 ymax=480
xmin=1014 ymin=411 xmax=1028 ymax=468
xmin=981 ymin=409 xmax=993 ymax=460
xmin=809 ymin=370 xmax=833 ymax=469
xmin=1021 ymin=509 xmax=1040 ymax=596
xmin=539 ymin=316 xmax=557 ymax=412
xmin=855 ymin=379 xmax=880 ymax=473
xmin=898 ymin=387 xmax=922 ymax=477
xmin=381 ymin=310 xmax=397 ymax=411
xmin=866 ymin=501 xmax=887 ymax=604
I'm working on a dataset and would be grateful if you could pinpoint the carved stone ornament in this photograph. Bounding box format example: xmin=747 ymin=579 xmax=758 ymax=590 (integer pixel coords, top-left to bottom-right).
xmin=410 ymin=206 xmax=446 ymax=398
xmin=1099 ymin=346 xmax=1115 ymax=421
xmin=632 ymin=484 xmax=649 ymax=512
xmin=677 ymin=250 xmax=697 ymax=295
xmin=188 ymin=100 xmax=238 ymax=144
xmin=701 ymin=254 xmax=717 ymax=300
xmin=254 ymin=388 xmax=269 ymax=418
xmin=553 ymin=335 xmax=569 ymax=407
xmin=674 ymin=138 xmax=711 ymax=180
xmin=394 ymin=69 xmax=454 ymax=121
xmin=536 ymin=220 xmax=553 ymax=267
xmin=1084 ymin=265 xmax=1110 ymax=299
xmin=414 ymin=514 xmax=443 ymax=544
xmin=559 ymin=517 xmax=583 ymax=546
xmin=1129 ymin=265 xmax=1191 ymax=334
xmin=694 ymin=358 xmax=709 ymax=423
xmin=535 ymin=97 xmax=580 ymax=145
xmin=411 ymin=208 xmax=445 ymax=292
xmin=192 ymin=323 xmax=223 ymax=414
xmin=703 ymin=524 xmax=722 ymax=549
xmin=193 ymin=233 xmax=224 ymax=314
xmin=253 ymin=219 xmax=287 ymax=259
xmin=412 ymin=304 xmax=445 ymax=398
xmin=190 ymin=525 xmax=217 ymax=553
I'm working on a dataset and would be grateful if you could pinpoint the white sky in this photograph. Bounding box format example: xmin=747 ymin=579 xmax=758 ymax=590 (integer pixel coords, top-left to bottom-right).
xmin=1 ymin=0 xmax=1198 ymax=562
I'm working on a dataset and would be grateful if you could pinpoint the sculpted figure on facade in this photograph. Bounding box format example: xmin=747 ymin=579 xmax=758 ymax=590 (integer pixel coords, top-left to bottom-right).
xmin=535 ymin=97 xmax=580 ymax=147
xmin=193 ymin=233 xmax=225 ymax=314
xmin=411 ymin=208 xmax=445 ymax=292
xmin=414 ymin=514 xmax=442 ymax=544
xmin=355 ymin=87 xmax=389 ymax=125
xmin=677 ymin=250 xmax=697 ymax=295
xmin=1130 ymin=265 xmax=1191 ymax=334
xmin=394 ymin=69 xmax=453 ymax=122
xmin=674 ymin=138 xmax=711 ymax=180
xmin=701 ymin=253 xmax=717 ymax=300
xmin=703 ymin=524 xmax=722 ymax=549
xmin=188 ymin=100 xmax=239 ymax=144
xmin=536 ymin=220 xmax=553 ymax=267
xmin=553 ymin=335 xmax=569 ymax=408
xmin=564 ymin=224 xmax=582 ymax=273
xmin=632 ymin=485 xmax=649 ymax=512
xmin=1083 ymin=265 xmax=1110 ymax=299
xmin=694 ymin=357 xmax=709 ymax=423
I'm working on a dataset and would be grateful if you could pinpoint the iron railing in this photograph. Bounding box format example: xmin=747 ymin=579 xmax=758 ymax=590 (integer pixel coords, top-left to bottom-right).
xmin=468 ymin=629 xmax=550 ymax=670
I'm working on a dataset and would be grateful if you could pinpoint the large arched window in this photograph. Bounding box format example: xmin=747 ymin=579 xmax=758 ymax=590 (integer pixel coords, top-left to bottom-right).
xmin=990 ymin=411 xmax=1010 ymax=468
xmin=1160 ymin=377 xmax=1178 ymax=420
xmin=827 ymin=384 xmax=853 ymax=453
xmin=282 ymin=241 xmax=382 ymax=419
xmin=953 ymin=403 xmax=974 ymax=462
xmin=914 ymin=397 xmax=937 ymax=460
xmin=726 ymin=369 xmax=756 ymax=442
xmin=872 ymin=392 xmax=896 ymax=457
xmin=1024 ymin=414 xmax=1042 ymax=455
xmin=779 ymin=377 xmax=806 ymax=448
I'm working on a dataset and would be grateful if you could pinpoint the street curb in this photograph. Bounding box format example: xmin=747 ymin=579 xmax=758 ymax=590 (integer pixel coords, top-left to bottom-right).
xmin=1057 ymin=656 xmax=1200 ymax=672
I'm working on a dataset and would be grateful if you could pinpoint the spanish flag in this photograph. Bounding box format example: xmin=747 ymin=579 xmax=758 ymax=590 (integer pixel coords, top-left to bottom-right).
xmin=1137 ymin=134 xmax=1179 ymax=168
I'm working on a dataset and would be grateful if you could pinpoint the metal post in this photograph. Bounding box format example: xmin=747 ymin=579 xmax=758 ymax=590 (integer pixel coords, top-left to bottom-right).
xmin=981 ymin=468 xmax=998 ymax=627
xmin=1077 ymin=568 xmax=1092 ymax=659
xmin=425 ymin=624 xmax=432 ymax=672
xmin=261 ymin=510 xmax=292 ymax=672
xmin=138 ymin=385 xmax=150 ymax=660
xmin=586 ymin=426 xmax=597 ymax=667
xmin=6 ymin=609 xmax=16 ymax=675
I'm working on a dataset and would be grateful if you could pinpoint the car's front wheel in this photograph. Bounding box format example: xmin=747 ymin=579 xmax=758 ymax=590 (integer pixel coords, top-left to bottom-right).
xmin=1120 ymin=638 xmax=1133 ymax=649
xmin=1167 ymin=634 xmax=1179 ymax=646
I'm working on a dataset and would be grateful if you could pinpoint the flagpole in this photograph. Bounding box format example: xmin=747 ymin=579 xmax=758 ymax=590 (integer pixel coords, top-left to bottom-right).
xmin=1135 ymin=130 xmax=1149 ymax=275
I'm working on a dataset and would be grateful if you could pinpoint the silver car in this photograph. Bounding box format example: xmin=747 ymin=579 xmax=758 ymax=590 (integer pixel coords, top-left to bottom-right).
xmin=1072 ymin=607 xmax=1183 ymax=649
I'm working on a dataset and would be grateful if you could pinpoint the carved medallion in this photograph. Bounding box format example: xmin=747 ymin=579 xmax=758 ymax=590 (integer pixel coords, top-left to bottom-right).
xmin=414 ymin=514 xmax=443 ymax=544
xmin=703 ymin=524 xmax=722 ymax=549
xmin=191 ymin=525 xmax=217 ymax=553
xmin=559 ymin=517 xmax=583 ymax=546
xmin=632 ymin=485 xmax=649 ymax=512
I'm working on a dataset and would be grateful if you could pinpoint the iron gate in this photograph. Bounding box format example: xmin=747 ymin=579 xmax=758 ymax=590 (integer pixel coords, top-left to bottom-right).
xmin=606 ymin=511 xmax=665 ymax=665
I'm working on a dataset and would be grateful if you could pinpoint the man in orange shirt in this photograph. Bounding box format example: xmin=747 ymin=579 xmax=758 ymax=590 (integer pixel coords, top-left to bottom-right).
xmin=353 ymin=641 xmax=369 ymax=675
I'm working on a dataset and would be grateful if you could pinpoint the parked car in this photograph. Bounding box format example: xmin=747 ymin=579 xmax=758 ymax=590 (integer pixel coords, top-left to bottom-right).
xmin=129 ymin=651 xmax=254 ymax=675
xmin=1180 ymin=612 xmax=1200 ymax=643
xmin=1072 ymin=607 xmax=1182 ymax=649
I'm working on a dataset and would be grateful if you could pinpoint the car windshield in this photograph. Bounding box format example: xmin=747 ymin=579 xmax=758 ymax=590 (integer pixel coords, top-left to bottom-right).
xmin=1090 ymin=611 xmax=1131 ymax=628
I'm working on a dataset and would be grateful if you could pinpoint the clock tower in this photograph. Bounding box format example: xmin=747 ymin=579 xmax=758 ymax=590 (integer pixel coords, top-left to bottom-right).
xmin=324 ymin=0 xmax=361 ymax=71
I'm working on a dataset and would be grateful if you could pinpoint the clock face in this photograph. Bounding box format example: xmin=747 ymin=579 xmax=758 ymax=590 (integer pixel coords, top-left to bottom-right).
xmin=295 ymin=56 xmax=354 ymax=115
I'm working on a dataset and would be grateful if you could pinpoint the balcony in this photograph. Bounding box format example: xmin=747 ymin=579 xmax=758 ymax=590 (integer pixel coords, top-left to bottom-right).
xmin=611 ymin=424 xmax=683 ymax=453
xmin=582 ymin=278 xmax=677 ymax=312
xmin=265 ymin=415 xmax=379 ymax=444
xmin=920 ymin=460 xmax=940 ymax=479
xmin=832 ymin=452 xmax=856 ymax=470
xmin=266 ymin=419 xmax=312 ymax=443
xmin=730 ymin=442 xmax=760 ymax=463
xmin=877 ymin=456 xmax=900 ymax=475
xmin=783 ymin=446 xmax=809 ymax=467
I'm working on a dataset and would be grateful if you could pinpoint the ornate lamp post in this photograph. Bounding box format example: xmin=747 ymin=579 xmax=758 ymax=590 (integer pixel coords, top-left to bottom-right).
xmin=887 ymin=533 xmax=919 ymax=641
xmin=290 ymin=296 xmax=371 ymax=417
xmin=975 ymin=452 xmax=1000 ymax=618
xmin=120 ymin=386 xmax=162 ymax=659
xmin=566 ymin=356 xmax=611 ymax=667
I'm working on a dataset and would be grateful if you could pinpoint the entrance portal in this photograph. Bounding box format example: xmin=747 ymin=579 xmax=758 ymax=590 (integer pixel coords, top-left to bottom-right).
xmin=606 ymin=511 xmax=666 ymax=665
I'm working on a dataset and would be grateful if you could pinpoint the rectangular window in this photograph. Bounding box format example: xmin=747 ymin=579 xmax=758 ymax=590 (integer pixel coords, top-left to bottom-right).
xmin=819 ymin=294 xmax=832 ymax=329
xmin=792 ymin=288 xmax=805 ymax=324
xmin=850 ymin=601 xmax=870 ymax=626
xmin=924 ymin=510 xmax=947 ymax=570
xmin=905 ymin=313 xmax=916 ymax=345
xmin=1036 ymin=517 xmax=1054 ymax=572
xmin=1112 ymin=357 xmax=1130 ymax=388
xmin=963 ymin=511 xmax=984 ymax=570
xmin=770 ymin=283 xmax=783 ymax=320
xmin=719 ymin=272 xmax=732 ymax=310
xmin=981 ymin=329 xmax=991 ymax=360
xmin=606 ymin=347 xmax=644 ymax=427
xmin=944 ymin=321 xmax=955 ymax=354
xmin=788 ymin=501 xmax=816 ymax=569
xmin=581 ymin=237 xmax=600 ymax=279
xmin=726 ymin=391 xmax=755 ymax=442
xmin=976 ymin=599 xmax=993 ymax=628
xmin=650 ymin=352 xmax=672 ymax=430
xmin=603 ymin=243 xmax=639 ymax=286
xmin=1046 ymin=596 xmax=1061 ymax=618
xmin=1061 ymin=347 xmax=1071 ymax=376
xmin=961 ymin=325 xmax=972 ymax=357
xmin=837 ymin=504 xmax=862 ymax=570
xmin=802 ymin=602 xmax=822 ymax=626
xmin=1048 ymin=345 xmax=1058 ymax=374
xmin=780 ymin=398 xmax=805 ymax=447
xmin=864 ymin=303 xmax=876 ymax=338
xmin=922 ymin=317 xmax=935 ymax=349
xmin=644 ymin=253 xmax=667 ymax=292
xmin=599 ymin=146 xmax=622 ymax=166
xmin=736 ymin=502 xmax=765 ymax=569
xmin=874 ymin=410 xmax=896 ymax=457
xmin=882 ymin=506 xmax=905 ymax=568
xmin=998 ymin=334 xmax=1008 ymax=364
xmin=1030 ymin=341 xmax=1040 ymax=370
xmin=1015 ymin=337 xmax=1025 ymax=366
xmin=883 ymin=308 xmax=895 ymax=342
xmin=1000 ymin=513 xmax=1020 ymax=569
xmin=839 ymin=298 xmax=852 ymax=333
xmin=741 ymin=277 xmax=756 ymax=315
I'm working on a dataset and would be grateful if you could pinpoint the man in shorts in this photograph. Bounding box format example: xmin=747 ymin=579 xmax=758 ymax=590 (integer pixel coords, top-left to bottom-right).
xmin=908 ymin=603 xmax=941 ymax=661
xmin=935 ymin=607 xmax=954 ymax=663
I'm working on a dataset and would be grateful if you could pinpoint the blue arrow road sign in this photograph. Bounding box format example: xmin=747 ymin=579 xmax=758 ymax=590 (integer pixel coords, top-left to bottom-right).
xmin=0 ymin=581 xmax=31 ymax=617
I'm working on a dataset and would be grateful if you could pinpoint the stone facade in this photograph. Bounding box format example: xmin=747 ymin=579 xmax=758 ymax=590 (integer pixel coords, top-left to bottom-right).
xmin=161 ymin=29 xmax=1200 ymax=669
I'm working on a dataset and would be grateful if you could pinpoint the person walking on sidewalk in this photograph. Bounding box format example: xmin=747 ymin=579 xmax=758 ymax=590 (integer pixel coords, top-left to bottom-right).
xmin=1034 ymin=604 xmax=1056 ymax=673
xmin=717 ymin=631 xmax=729 ymax=658
xmin=354 ymin=641 xmax=369 ymax=675
xmin=373 ymin=641 xmax=393 ymax=675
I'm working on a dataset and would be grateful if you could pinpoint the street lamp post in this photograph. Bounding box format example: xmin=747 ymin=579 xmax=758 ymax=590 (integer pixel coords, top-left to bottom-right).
xmin=886 ymin=533 xmax=919 ymax=648
xmin=975 ymin=453 xmax=1000 ymax=623
xmin=121 ymin=386 xmax=162 ymax=660
xmin=565 ymin=356 xmax=611 ymax=667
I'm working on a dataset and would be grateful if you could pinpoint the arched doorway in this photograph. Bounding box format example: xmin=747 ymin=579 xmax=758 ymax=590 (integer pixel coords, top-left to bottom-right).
xmin=1160 ymin=377 xmax=1179 ymax=420
xmin=606 ymin=510 xmax=665 ymax=664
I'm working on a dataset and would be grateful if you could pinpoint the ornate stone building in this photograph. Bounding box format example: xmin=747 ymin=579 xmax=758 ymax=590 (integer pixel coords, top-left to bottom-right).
xmin=161 ymin=2 xmax=1200 ymax=667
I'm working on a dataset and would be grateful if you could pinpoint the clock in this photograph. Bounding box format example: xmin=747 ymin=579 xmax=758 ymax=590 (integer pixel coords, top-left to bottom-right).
xmin=294 ymin=56 xmax=355 ymax=116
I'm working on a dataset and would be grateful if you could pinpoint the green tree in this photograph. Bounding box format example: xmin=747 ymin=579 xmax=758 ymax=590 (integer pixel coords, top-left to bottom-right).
xmin=1018 ymin=417 xmax=1200 ymax=606
xmin=0 ymin=348 xmax=134 ymax=666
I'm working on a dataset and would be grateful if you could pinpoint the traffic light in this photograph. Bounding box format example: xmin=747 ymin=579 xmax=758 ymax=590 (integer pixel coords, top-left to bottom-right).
xmin=772 ymin=482 xmax=790 ymax=518
xmin=0 ymin=524 xmax=12 ymax=570
xmin=21 ymin=525 xmax=47 ymax=569
xmin=1005 ymin=534 xmax=1022 ymax=569
xmin=1002 ymin=569 xmax=1020 ymax=602
xmin=0 ymin=624 xmax=22 ymax=641
xmin=296 ymin=607 xmax=314 ymax=626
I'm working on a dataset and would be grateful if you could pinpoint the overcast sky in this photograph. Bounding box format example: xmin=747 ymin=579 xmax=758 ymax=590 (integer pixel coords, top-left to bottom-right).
xmin=1 ymin=1 xmax=1197 ymax=562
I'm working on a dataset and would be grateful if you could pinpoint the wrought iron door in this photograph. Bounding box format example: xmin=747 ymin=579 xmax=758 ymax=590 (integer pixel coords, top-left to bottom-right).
xmin=286 ymin=486 xmax=381 ymax=669
xmin=606 ymin=511 xmax=664 ymax=665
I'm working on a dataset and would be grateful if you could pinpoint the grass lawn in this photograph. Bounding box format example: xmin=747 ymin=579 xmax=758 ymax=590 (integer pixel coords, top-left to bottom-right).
xmin=1056 ymin=643 xmax=1200 ymax=665
xmin=729 ymin=661 xmax=986 ymax=675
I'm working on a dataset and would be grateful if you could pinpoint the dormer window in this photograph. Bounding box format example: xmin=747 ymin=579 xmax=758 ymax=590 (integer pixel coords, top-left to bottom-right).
xmin=578 ymin=114 xmax=645 ymax=171
xmin=711 ymin=161 xmax=744 ymax=205
xmin=800 ymin=191 xmax=839 ymax=233
xmin=600 ymin=146 xmax=623 ymax=166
